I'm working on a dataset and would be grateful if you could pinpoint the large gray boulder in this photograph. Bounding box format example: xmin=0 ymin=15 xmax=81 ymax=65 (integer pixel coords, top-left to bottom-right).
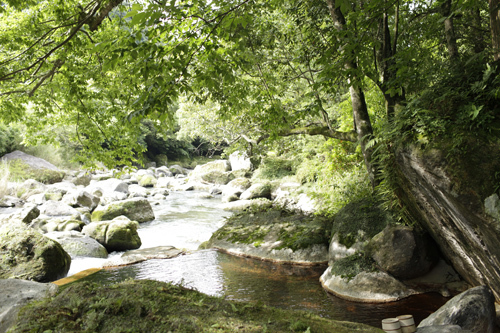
xmin=91 ymin=197 xmax=154 ymax=223
xmin=239 ymin=183 xmax=271 ymax=200
xmin=87 ymin=178 xmax=129 ymax=193
xmin=0 ymin=221 xmax=71 ymax=282
xmin=62 ymin=189 xmax=100 ymax=211
xmin=39 ymin=200 xmax=81 ymax=218
xmin=1 ymin=150 xmax=59 ymax=171
xmin=418 ymin=285 xmax=496 ymax=333
xmin=319 ymin=253 xmax=413 ymax=303
xmin=82 ymin=216 xmax=141 ymax=252
xmin=29 ymin=216 xmax=85 ymax=233
xmin=45 ymin=231 xmax=108 ymax=258
xmin=368 ymin=225 xmax=439 ymax=279
xmin=0 ymin=279 xmax=58 ymax=333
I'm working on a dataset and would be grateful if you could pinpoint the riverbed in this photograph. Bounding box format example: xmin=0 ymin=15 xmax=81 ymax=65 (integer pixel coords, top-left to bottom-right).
xmin=70 ymin=190 xmax=449 ymax=328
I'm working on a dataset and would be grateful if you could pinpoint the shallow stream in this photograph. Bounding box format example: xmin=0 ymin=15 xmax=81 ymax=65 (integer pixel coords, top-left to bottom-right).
xmin=70 ymin=191 xmax=449 ymax=328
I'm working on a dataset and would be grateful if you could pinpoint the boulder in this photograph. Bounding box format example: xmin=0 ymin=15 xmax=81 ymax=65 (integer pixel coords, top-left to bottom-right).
xmin=91 ymin=197 xmax=155 ymax=223
xmin=45 ymin=231 xmax=108 ymax=258
xmin=86 ymin=178 xmax=129 ymax=196
xmin=169 ymin=165 xmax=188 ymax=176
xmin=82 ymin=216 xmax=142 ymax=252
xmin=220 ymin=198 xmax=273 ymax=211
xmin=418 ymin=285 xmax=496 ymax=333
xmin=320 ymin=266 xmax=413 ymax=303
xmin=39 ymin=200 xmax=81 ymax=218
xmin=328 ymin=198 xmax=392 ymax=263
xmin=192 ymin=160 xmax=230 ymax=174
xmin=226 ymin=177 xmax=252 ymax=191
xmin=367 ymin=225 xmax=439 ymax=279
xmin=200 ymin=170 xmax=234 ymax=185
xmin=155 ymin=166 xmax=173 ymax=178
xmin=62 ymin=190 xmax=100 ymax=211
xmin=1 ymin=150 xmax=59 ymax=171
xmin=138 ymin=174 xmax=157 ymax=188
xmin=0 ymin=279 xmax=58 ymax=333
xmin=128 ymin=184 xmax=149 ymax=198
xmin=240 ymin=183 xmax=271 ymax=200
xmin=16 ymin=204 xmax=40 ymax=224
xmin=0 ymin=221 xmax=71 ymax=282
xmin=156 ymin=177 xmax=171 ymax=188
xmin=207 ymin=209 xmax=331 ymax=264
xmin=71 ymin=173 xmax=92 ymax=186
xmin=395 ymin=145 xmax=500 ymax=300
xmin=229 ymin=151 xmax=253 ymax=171
xmin=29 ymin=216 xmax=85 ymax=233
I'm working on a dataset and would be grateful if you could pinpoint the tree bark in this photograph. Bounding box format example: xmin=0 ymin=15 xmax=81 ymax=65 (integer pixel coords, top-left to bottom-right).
xmin=325 ymin=0 xmax=379 ymax=187
xmin=441 ymin=0 xmax=459 ymax=61
xmin=490 ymin=0 xmax=500 ymax=60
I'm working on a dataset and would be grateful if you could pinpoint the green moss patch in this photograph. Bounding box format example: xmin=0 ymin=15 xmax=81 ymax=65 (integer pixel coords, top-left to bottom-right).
xmin=211 ymin=209 xmax=333 ymax=251
xmin=11 ymin=280 xmax=382 ymax=333
xmin=7 ymin=159 xmax=65 ymax=184
xmin=329 ymin=253 xmax=377 ymax=281
xmin=332 ymin=197 xmax=394 ymax=248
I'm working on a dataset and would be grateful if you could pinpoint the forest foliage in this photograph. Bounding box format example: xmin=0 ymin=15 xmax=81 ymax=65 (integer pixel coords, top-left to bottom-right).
xmin=0 ymin=0 xmax=499 ymax=209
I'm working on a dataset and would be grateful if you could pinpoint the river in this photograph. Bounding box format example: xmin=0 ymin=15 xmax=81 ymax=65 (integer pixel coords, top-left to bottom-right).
xmin=69 ymin=190 xmax=449 ymax=328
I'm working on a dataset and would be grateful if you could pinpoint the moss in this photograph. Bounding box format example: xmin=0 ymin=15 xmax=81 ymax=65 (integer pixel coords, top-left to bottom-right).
xmin=7 ymin=160 xmax=65 ymax=184
xmin=11 ymin=280 xmax=383 ymax=332
xmin=331 ymin=197 xmax=393 ymax=248
xmin=329 ymin=253 xmax=377 ymax=281
xmin=211 ymin=209 xmax=333 ymax=251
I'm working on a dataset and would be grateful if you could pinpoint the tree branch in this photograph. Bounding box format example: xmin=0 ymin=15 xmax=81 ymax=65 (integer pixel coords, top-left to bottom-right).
xmin=279 ymin=126 xmax=357 ymax=142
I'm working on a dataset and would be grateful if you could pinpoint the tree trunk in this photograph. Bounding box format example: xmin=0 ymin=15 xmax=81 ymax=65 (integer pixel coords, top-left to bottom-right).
xmin=441 ymin=0 xmax=459 ymax=61
xmin=325 ymin=0 xmax=379 ymax=187
xmin=490 ymin=0 xmax=500 ymax=60
xmin=471 ymin=7 xmax=485 ymax=54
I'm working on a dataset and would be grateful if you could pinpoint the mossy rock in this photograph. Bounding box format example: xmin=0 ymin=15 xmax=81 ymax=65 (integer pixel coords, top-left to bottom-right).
xmin=91 ymin=197 xmax=155 ymax=223
xmin=200 ymin=170 xmax=234 ymax=185
xmin=332 ymin=197 xmax=394 ymax=248
xmin=10 ymin=280 xmax=383 ymax=333
xmin=82 ymin=217 xmax=141 ymax=252
xmin=0 ymin=222 xmax=71 ymax=282
xmin=209 ymin=209 xmax=333 ymax=256
xmin=7 ymin=160 xmax=65 ymax=184
xmin=138 ymin=174 xmax=157 ymax=188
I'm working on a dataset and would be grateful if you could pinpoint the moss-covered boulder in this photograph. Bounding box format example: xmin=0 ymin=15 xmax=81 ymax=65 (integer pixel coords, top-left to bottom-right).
xmin=0 ymin=221 xmax=71 ymax=282
xmin=0 ymin=279 xmax=59 ymax=333
xmin=320 ymin=258 xmax=413 ymax=303
xmin=138 ymin=174 xmax=157 ymax=187
xmin=45 ymin=231 xmax=108 ymax=258
xmin=9 ymin=280 xmax=383 ymax=333
xmin=367 ymin=225 xmax=439 ymax=280
xmin=200 ymin=170 xmax=234 ymax=185
xmin=91 ymin=197 xmax=155 ymax=223
xmin=206 ymin=209 xmax=332 ymax=264
xmin=82 ymin=216 xmax=141 ymax=252
xmin=328 ymin=198 xmax=393 ymax=263
xmin=240 ymin=183 xmax=271 ymax=200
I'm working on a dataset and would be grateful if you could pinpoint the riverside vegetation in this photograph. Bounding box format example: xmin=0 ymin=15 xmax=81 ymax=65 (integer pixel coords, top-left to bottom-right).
xmin=1 ymin=0 xmax=500 ymax=332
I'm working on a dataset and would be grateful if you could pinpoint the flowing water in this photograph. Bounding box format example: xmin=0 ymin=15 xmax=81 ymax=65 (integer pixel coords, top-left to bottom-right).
xmin=70 ymin=190 xmax=449 ymax=328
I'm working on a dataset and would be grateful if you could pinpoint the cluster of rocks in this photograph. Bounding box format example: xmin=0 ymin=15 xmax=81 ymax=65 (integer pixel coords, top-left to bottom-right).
xmin=320 ymin=199 xmax=468 ymax=303
xmin=0 ymin=163 xmax=198 ymax=282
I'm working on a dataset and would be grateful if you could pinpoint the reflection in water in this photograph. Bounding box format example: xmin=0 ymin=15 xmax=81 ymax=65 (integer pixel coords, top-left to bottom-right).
xmin=71 ymin=190 xmax=449 ymax=328
xmin=79 ymin=249 xmax=449 ymax=328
